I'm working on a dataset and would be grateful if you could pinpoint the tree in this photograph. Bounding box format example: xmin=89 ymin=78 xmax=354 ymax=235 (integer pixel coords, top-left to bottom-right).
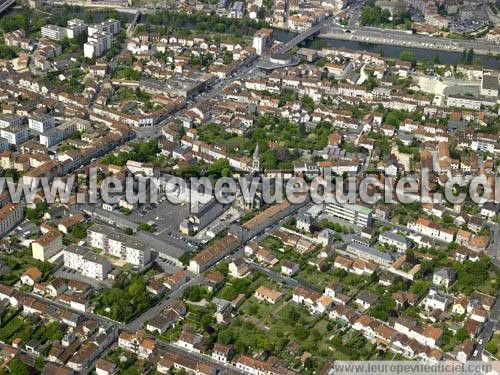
xmin=8 ymin=358 xmax=29 ymax=375
xmin=300 ymin=95 xmax=315 ymax=113
xmin=71 ymin=224 xmax=87 ymax=240
xmin=0 ymin=14 xmax=26 ymax=33
xmin=410 ymin=280 xmax=430 ymax=298
xmin=0 ymin=44 xmax=17 ymax=59
xmin=207 ymin=158 xmax=231 ymax=178
xmin=347 ymin=331 xmax=366 ymax=349
xmin=138 ymin=223 xmax=153 ymax=232
xmin=223 ymin=50 xmax=233 ymax=65
xmin=485 ymin=339 xmax=498 ymax=355
xmin=400 ymin=51 xmax=417 ymax=64
xmin=360 ymin=5 xmax=390 ymax=26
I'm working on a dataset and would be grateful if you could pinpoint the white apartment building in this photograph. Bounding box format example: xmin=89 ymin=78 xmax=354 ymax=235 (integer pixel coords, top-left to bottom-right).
xmin=66 ymin=18 xmax=87 ymax=39
xmin=407 ymin=218 xmax=455 ymax=243
xmin=88 ymin=19 xmax=120 ymax=37
xmin=323 ymin=202 xmax=372 ymax=227
xmin=39 ymin=128 xmax=63 ymax=148
xmin=84 ymin=32 xmax=113 ymax=59
xmin=28 ymin=114 xmax=55 ymax=133
xmin=471 ymin=133 xmax=497 ymax=153
xmin=88 ymin=224 xmax=151 ymax=267
xmin=0 ymin=114 xmax=23 ymax=129
xmin=252 ymin=28 xmax=272 ymax=56
xmin=0 ymin=203 xmax=23 ymax=237
xmin=378 ymin=231 xmax=411 ymax=252
xmin=41 ymin=24 xmax=67 ymax=41
xmin=446 ymin=95 xmax=481 ymax=110
xmin=63 ymin=245 xmax=110 ymax=281
xmin=1 ymin=126 xmax=29 ymax=145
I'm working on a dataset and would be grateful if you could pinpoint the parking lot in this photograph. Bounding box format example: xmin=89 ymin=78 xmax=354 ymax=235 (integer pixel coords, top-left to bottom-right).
xmin=126 ymin=199 xmax=200 ymax=251
xmin=55 ymin=266 xmax=114 ymax=289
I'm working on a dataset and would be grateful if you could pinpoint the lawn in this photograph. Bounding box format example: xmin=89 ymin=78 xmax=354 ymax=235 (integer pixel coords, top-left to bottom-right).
xmin=296 ymin=265 xmax=336 ymax=290
xmin=485 ymin=334 xmax=500 ymax=357
xmin=0 ymin=315 xmax=34 ymax=343
xmin=1 ymin=249 xmax=53 ymax=285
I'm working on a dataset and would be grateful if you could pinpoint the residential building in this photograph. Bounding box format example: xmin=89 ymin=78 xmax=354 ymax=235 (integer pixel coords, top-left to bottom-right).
xmin=254 ymin=286 xmax=282 ymax=304
xmin=252 ymin=28 xmax=273 ymax=56
xmin=378 ymin=231 xmax=411 ymax=252
xmin=1 ymin=125 xmax=29 ymax=145
xmin=63 ymin=245 xmax=110 ymax=281
xmin=0 ymin=203 xmax=23 ymax=237
xmin=32 ymin=229 xmax=63 ymax=262
xmin=41 ymin=25 xmax=67 ymax=40
xmin=323 ymin=202 xmax=372 ymax=227
xmin=88 ymin=223 xmax=151 ymax=267
xmin=432 ymin=267 xmax=456 ymax=289
xmin=28 ymin=114 xmax=55 ymax=133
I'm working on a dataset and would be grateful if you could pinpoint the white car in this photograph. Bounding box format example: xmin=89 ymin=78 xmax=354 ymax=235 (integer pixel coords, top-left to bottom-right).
xmin=473 ymin=350 xmax=478 ymax=356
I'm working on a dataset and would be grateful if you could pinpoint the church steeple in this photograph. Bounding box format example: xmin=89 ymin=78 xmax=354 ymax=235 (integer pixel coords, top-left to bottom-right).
xmin=252 ymin=144 xmax=260 ymax=172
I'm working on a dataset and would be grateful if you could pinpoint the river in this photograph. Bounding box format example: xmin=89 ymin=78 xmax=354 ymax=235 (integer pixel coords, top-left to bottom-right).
xmin=272 ymin=29 xmax=500 ymax=69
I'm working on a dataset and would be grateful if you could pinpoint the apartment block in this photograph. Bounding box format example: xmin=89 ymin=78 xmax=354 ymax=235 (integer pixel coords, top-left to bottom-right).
xmin=63 ymin=245 xmax=110 ymax=281
xmin=41 ymin=25 xmax=67 ymax=41
xmin=28 ymin=114 xmax=55 ymax=133
xmin=446 ymin=95 xmax=481 ymax=111
xmin=1 ymin=126 xmax=29 ymax=145
xmin=66 ymin=18 xmax=87 ymax=39
xmin=407 ymin=218 xmax=456 ymax=243
xmin=84 ymin=32 xmax=113 ymax=59
xmin=0 ymin=203 xmax=23 ymax=237
xmin=88 ymin=223 xmax=151 ymax=267
xmin=32 ymin=229 xmax=63 ymax=262
xmin=323 ymin=202 xmax=372 ymax=227
xmin=0 ymin=114 xmax=24 ymax=129
xmin=88 ymin=19 xmax=120 ymax=37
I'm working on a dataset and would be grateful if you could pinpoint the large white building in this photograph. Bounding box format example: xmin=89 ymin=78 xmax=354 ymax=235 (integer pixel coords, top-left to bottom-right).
xmin=88 ymin=224 xmax=151 ymax=267
xmin=28 ymin=114 xmax=55 ymax=133
xmin=471 ymin=133 xmax=497 ymax=153
xmin=0 ymin=114 xmax=24 ymax=129
xmin=41 ymin=24 xmax=67 ymax=41
xmin=378 ymin=231 xmax=411 ymax=252
xmin=323 ymin=202 xmax=372 ymax=227
xmin=84 ymin=32 xmax=113 ymax=59
xmin=446 ymin=95 xmax=481 ymax=110
xmin=88 ymin=19 xmax=120 ymax=36
xmin=1 ymin=125 xmax=29 ymax=145
xmin=66 ymin=18 xmax=87 ymax=39
xmin=252 ymin=28 xmax=273 ymax=56
xmin=407 ymin=218 xmax=455 ymax=243
xmin=0 ymin=203 xmax=23 ymax=237
xmin=63 ymin=245 xmax=110 ymax=281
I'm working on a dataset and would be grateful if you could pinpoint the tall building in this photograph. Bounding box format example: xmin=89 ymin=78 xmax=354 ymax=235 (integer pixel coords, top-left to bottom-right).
xmin=252 ymin=144 xmax=260 ymax=172
xmin=88 ymin=224 xmax=151 ymax=267
xmin=28 ymin=114 xmax=55 ymax=133
xmin=63 ymin=245 xmax=110 ymax=280
xmin=0 ymin=203 xmax=23 ymax=237
xmin=41 ymin=25 xmax=66 ymax=41
xmin=252 ymin=28 xmax=273 ymax=56
xmin=88 ymin=19 xmax=120 ymax=37
xmin=84 ymin=32 xmax=112 ymax=59
xmin=323 ymin=202 xmax=373 ymax=227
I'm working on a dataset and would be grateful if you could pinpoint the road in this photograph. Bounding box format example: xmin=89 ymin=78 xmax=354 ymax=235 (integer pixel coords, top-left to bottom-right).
xmin=487 ymin=223 xmax=500 ymax=268
xmin=125 ymin=271 xmax=205 ymax=330
xmin=133 ymin=60 xmax=260 ymax=141
xmin=320 ymin=24 xmax=500 ymax=56
xmin=471 ymin=294 xmax=500 ymax=360
xmin=157 ymin=341 xmax=245 ymax=374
